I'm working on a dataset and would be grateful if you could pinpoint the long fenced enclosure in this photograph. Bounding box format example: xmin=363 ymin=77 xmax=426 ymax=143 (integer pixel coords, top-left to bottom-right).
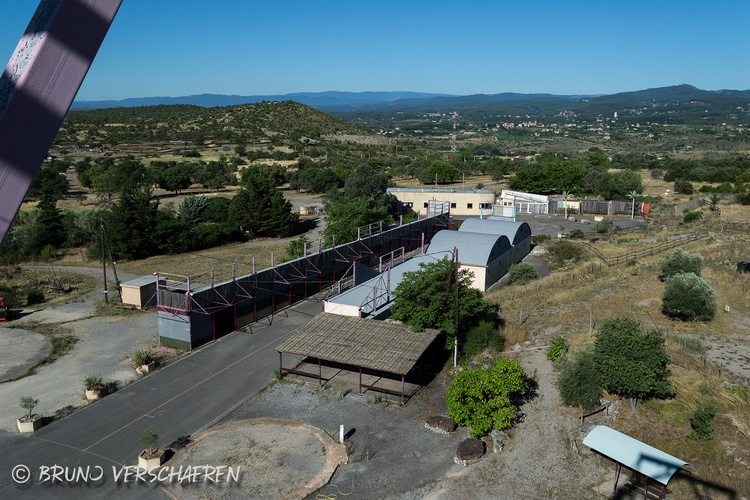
xmin=156 ymin=212 xmax=452 ymax=350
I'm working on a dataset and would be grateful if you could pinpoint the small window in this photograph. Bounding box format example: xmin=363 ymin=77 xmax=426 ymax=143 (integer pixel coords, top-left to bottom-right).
xmin=467 ymin=203 xmax=473 ymax=209
xmin=450 ymin=202 xmax=457 ymax=209
xmin=423 ymin=202 xmax=429 ymax=208
xmin=480 ymin=203 xmax=493 ymax=209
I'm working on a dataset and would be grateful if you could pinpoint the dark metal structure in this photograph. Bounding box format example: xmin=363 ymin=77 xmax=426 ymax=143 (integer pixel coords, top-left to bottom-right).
xmin=156 ymin=212 xmax=450 ymax=350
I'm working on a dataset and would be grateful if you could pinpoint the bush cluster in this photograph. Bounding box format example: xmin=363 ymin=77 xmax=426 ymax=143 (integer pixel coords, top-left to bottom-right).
xmin=508 ymin=262 xmax=539 ymax=285
xmin=688 ymin=404 xmax=719 ymax=440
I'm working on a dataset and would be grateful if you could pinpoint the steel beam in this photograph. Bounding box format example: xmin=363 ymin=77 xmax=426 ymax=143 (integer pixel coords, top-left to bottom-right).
xmin=0 ymin=0 xmax=122 ymax=243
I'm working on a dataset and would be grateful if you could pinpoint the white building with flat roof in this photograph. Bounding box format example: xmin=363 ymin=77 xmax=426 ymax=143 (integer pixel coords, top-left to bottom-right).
xmin=387 ymin=187 xmax=496 ymax=217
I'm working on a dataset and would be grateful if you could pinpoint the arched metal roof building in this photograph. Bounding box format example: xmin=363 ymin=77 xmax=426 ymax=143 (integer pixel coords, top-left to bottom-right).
xmin=458 ymin=218 xmax=532 ymax=264
xmin=426 ymin=230 xmax=512 ymax=290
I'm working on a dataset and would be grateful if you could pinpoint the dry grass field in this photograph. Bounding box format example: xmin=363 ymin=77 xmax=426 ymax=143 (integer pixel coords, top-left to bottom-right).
xmin=487 ymin=225 xmax=750 ymax=498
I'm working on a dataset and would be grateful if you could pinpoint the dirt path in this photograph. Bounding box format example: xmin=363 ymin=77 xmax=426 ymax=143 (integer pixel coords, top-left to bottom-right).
xmin=416 ymin=349 xmax=610 ymax=500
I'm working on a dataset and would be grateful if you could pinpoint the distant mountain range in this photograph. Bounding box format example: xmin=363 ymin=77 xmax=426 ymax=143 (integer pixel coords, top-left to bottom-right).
xmin=71 ymin=91 xmax=457 ymax=110
xmin=71 ymin=85 xmax=750 ymax=121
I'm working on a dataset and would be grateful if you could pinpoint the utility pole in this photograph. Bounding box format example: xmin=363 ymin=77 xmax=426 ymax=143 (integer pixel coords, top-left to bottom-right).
xmin=451 ymin=112 xmax=458 ymax=154
xmin=100 ymin=219 xmax=108 ymax=303
xmin=101 ymin=217 xmax=121 ymax=302
xmin=453 ymin=247 xmax=460 ymax=368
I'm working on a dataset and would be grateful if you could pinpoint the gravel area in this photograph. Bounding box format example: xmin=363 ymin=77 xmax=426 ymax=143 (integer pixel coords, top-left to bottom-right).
xmin=412 ymin=349 xmax=610 ymax=500
xmin=218 ymin=349 xmax=611 ymax=499
xmin=168 ymin=420 xmax=335 ymax=500
xmin=0 ymin=267 xmax=159 ymax=431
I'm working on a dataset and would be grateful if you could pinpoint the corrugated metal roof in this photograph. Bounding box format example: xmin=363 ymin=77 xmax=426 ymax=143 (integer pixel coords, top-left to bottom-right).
xmin=582 ymin=426 xmax=695 ymax=485
xmin=276 ymin=313 xmax=440 ymax=375
xmin=427 ymin=230 xmax=510 ymax=266
xmin=121 ymin=275 xmax=158 ymax=287
xmin=460 ymin=218 xmax=531 ymax=245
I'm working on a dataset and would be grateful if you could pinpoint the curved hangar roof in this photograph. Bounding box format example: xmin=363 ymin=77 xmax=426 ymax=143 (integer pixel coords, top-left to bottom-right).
xmin=459 ymin=218 xmax=531 ymax=245
xmin=427 ymin=230 xmax=510 ymax=267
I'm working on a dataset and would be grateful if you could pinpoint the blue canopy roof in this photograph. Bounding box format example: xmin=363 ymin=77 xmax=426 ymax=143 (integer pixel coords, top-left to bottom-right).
xmin=583 ymin=426 xmax=695 ymax=485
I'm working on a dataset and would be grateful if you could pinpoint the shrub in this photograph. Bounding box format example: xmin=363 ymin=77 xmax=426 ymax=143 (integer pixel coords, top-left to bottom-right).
xmin=462 ymin=320 xmax=504 ymax=358
xmin=508 ymin=262 xmax=539 ymax=285
xmin=736 ymin=191 xmax=750 ymax=205
xmin=556 ymin=347 xmax=602 ymax=410
xmin=446 ymin=358 xmax=529 ymax=438
xmin=674 ymin=179 xmax=694 ymax=195
xmin=662 ymin=272 xmax=717 ymax=322
xmin=82 ymin=375 xmax=103 ymax=391
xmin=688 ymin=404 xmax=719 ymax=440
xmin=567 ymin=228 xmax=584 ymax=239
xmin=593 ymin=217 xmax=613 ymax=234
xmin=650 ymin=168 xmax=664 ymax=179
xmin=682 ymin=210 xmax=703 ymax=224
xmin=547 ymin=239 xmax=585 ymax=267
xmin=658 ymin=248 xmax=703 ymax=281
xmin=129 ymin=349 xmax=153 ymax=368
xmin=19 ymin=396 xmax=39 ymax=419
xmin=546 ymin=335 xmax=569 ymax=361
xmin=26 ymin=288 xmax=45 ymax=306
xmin=533 ymin=234 xmax=551 ymax=244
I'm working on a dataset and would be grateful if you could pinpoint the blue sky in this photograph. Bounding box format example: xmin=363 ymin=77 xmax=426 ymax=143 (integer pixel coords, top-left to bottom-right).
xmin=1 ymin=1 xmax=749 ymax=101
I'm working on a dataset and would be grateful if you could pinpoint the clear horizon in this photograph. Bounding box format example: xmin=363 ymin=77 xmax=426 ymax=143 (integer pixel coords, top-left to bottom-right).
xmin=2 ymin=1 xmax=749 ymax=101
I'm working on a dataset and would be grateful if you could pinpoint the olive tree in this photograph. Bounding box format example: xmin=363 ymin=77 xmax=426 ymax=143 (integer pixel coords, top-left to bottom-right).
xmin=593 ymin=316 xmax=673 ymax=412
xmin=662 ymin=272 xmax=717 ymax=322
xmin=658 ymin=248 xmax=703 ymax=281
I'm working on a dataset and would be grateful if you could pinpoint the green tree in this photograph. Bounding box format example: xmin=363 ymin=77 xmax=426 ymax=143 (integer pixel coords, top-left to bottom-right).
xmin=322 ymin=197 xmax=390 ymax=246
xmin=228 ymin=179 xmax=296 ymax=238
xmin=196 ymin=161 xmax=232 ymax=191
xmin=556 ymin=346 xmax=602 ymax=410
xmin=343 ymin=163 xmax=390 ymax=199
xmin=178 ymin=195 xmax=209 ymax=225
xmin=593 ymin=316 xmax=673 ymax=411
xmin=26 ymin=164 xmax=68 ymax=201
xmin=390 ymin=256 xmax=497 ymax=349
xmin=34 ymin=195 xmax=66 ymax=252
xmin=418 ymin=161 xmax=461 ymax=185
xmin=594 ymin=170 xmax=643 ymax=199
xmin=202 ymin=197 xmax=231 ymax=223
xmin=674 ymin=179 xmax=694 ymax=195
xmin=159 ymin=162 xmax=193 ymax=194
xmin=285 ymin=235 xmax=312 ymax=261
xmin=106 ymin=187 xmax=160 ymax=260
xmin=661 ymin=272 xmax=717 ymax=322
xmin=658 ymin=248 xmax=703 ymax=281
xmin=446 ymin=358 xmax=529 ymax=438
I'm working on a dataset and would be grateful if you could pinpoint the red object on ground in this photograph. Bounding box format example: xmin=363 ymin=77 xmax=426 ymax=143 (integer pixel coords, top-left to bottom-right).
xmin=0 ymin=296 xmax=8 ymax=321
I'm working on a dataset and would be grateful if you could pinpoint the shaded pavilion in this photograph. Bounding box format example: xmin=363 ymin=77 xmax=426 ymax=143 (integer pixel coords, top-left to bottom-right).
xmin=277 ymin=313 xmax=441 ymax=403
xmin=583 ymin=425 xmax=696 ymax=499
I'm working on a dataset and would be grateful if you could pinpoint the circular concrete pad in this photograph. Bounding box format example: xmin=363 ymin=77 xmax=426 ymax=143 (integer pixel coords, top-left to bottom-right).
xmin=0 ymin=328 xmax=51 ymax=382
xmin=166 ymin=418 xmax=347 ymax=500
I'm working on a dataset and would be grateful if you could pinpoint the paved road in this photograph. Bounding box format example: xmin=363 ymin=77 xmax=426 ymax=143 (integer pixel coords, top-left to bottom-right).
xmin=0 ymin=299 xmax=320 ymax=499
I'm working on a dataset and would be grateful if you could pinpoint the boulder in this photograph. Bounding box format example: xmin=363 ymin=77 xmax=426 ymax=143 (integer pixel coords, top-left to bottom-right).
xmin=425 ymin=416 xmax=456 ymax=434
xmin=455 ymin=438 xmax=485 ymax=463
